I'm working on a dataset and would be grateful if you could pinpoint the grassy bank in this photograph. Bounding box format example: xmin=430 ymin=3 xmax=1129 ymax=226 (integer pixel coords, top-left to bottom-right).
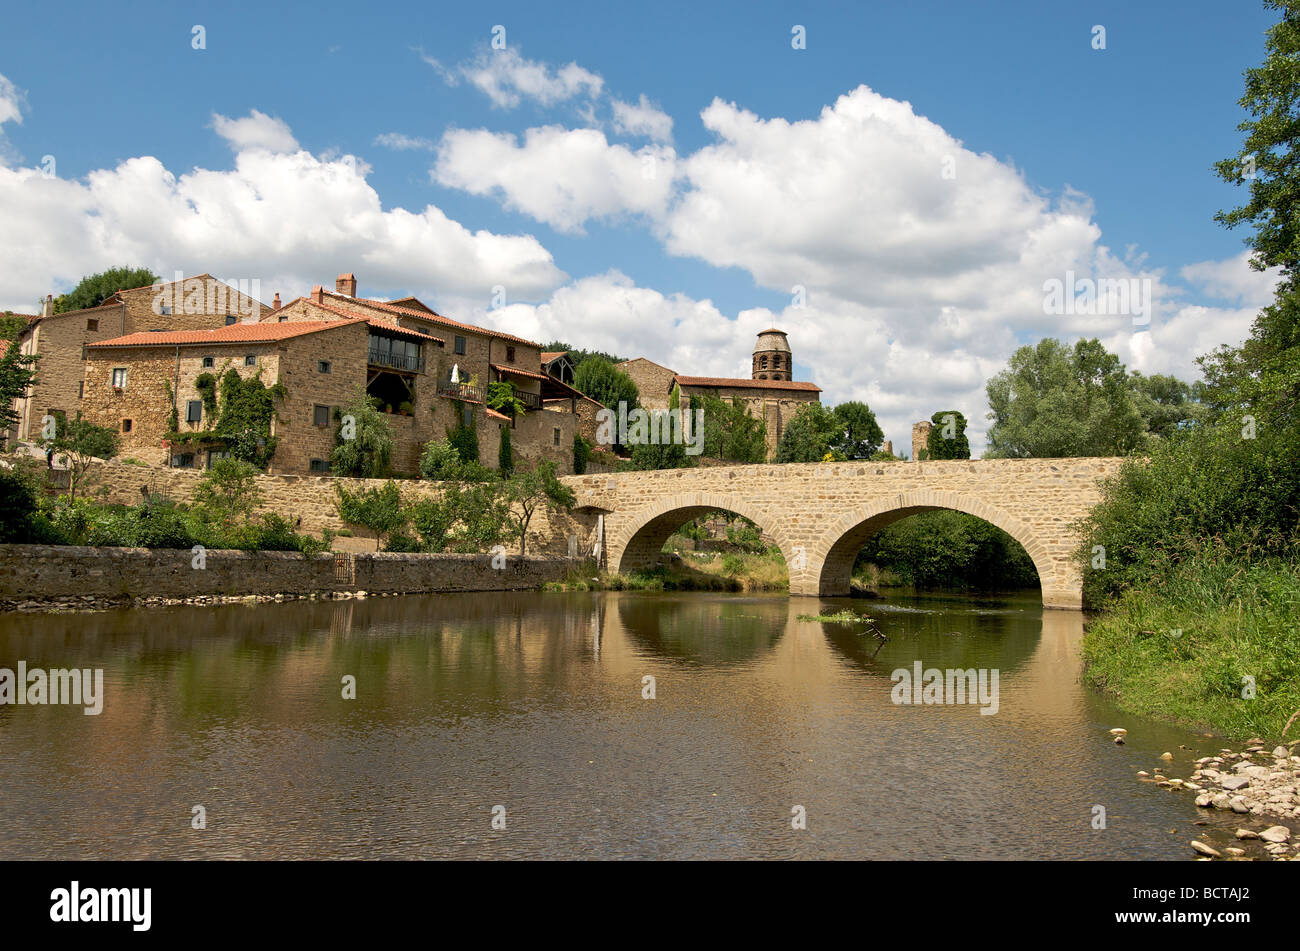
xmin=1082 ymin=548 xmax=1300 ymax=741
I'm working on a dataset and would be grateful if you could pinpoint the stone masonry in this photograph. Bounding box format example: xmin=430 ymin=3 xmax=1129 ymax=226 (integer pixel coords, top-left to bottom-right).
xmin=568 ymin=457 xmax=1124 ymax=608
xmin=79 ymin=456 xmax=1121 ymax=608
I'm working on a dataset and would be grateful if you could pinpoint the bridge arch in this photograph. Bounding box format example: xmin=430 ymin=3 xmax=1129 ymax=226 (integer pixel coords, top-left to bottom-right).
xmin=807 ymin=489 xmax=1076 ymax=607
xmin=606 ymin=492 xmax=796 ymax=576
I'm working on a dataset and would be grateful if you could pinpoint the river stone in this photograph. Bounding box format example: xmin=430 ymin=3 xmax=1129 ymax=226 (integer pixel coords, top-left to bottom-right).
xmin=1191 ymin=840 xmax=1221 ymax=858
xmin=1231 ymin=799 xmax=1251 ymax=814
xmin=1221 ymin=775 xmax=1251 ymax=791
xmin=1212 ymin=794 xmax=1231 ymax=809
xmin=1236 ymin=828 xmax=1259 ymax=839
xmin=1225 ymin=847 xmax=1246 ymax=856
xmin=1109 ymin=728 xmax=1127 ymax=735
xmin=1160 ymin=752 xmax=1174 ymax=761
xmin=1196 ymin=794 xmax=1214 ymax=807
xmin=1275 ymin=746 xmax=1290 ymax=758
xmin=1259 ymin=825 xmax=1291 ymax=843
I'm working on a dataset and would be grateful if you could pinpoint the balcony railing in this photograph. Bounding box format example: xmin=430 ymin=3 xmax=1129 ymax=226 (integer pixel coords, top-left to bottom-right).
xmin=367 ymin=346 xmax=424 ymax=372
xmin=435 ymin=380 xmax=542 ymax=410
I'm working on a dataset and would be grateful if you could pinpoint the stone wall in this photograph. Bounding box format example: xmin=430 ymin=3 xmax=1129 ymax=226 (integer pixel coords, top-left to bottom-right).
xmin=0 ymin=544 xmax=572 ymax=608
xmin=82 ymin=459 xmax=603 ymax=558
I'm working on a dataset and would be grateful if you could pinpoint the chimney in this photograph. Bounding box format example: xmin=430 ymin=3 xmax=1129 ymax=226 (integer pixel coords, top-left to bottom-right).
xmin=271 ymin=292 xmax=281 ymax=311
xmin=311 ymin=284 xmax=324 ymax=305
xmin=42 ymin=294 xmax=53 ymax=318
xmin=336 ymin=272 xmax=357 ymax=297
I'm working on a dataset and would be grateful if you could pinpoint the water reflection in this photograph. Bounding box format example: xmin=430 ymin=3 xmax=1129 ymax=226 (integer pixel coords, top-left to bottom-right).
xmin=0 ymin=591 xmax=1230 ymax=859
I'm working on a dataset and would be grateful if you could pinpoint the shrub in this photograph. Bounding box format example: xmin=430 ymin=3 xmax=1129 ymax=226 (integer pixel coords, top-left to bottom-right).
xmin=0 ymin=466 xmax=39 ymax=542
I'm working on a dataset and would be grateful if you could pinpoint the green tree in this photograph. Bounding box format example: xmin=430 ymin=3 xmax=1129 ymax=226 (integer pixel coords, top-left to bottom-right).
xmin=497 ymin=424 xmax=514 ymax=475
xmin=54 ymin=266 xmax=159 ymax=313
xmin=192 ymin=457 xmax=262 ymax=524
xmin=335 ymin=481 xmax=406 ymax=550
xmin=985 ymin=338 xmax=1146 ymax=458
xmin=330 ymin=391 xmax=393 ymax=478
xmin=573 ymin=432 xmax=592 ymax=474
xmin=1128 ymin=372 xmax=1206 ymax=439
xmin=573 ymin=356 xmax=639 ymax=413
xmin=0 ymin=326 xmax=37 ymax=445
xmin=39 ymin=412 xmax=118 ymax=501
xmin=925 ymin=410 xmax=971 ymax=460
xmin=503 ymin=460 xmax=577 ymax=555
xmin=486 ymin=380 xmax=526 ymax=417
xmin=831 ymin=401 xmax=885 ymax=460
xmin=447 ymin=415 xmax=480 ymax=466
xmin=409 ymin=482 xmax=512 ymax=553
xmin=419 ymin=437 xmax=462 ymax=480
xmin=774 ymin=403 xmax=841 ymax=462
xmin=540 ymin=342 xmax=628 ymax=369
xmin=630 ymin=383 xmax=691 ymax=470
xmin=691 ymin=392 xmax=767 ymax=463
xmin=0 ymin=466 xmax=39 ymax=542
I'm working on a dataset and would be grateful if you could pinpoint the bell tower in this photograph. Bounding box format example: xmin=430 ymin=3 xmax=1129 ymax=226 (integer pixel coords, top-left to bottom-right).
xmin=752 ymin=328 xmax=792 ymax=381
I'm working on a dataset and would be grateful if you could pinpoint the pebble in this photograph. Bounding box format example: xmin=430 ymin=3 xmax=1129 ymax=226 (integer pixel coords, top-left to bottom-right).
xmin=1259 ymin=825 xmax=1291 ymax=843
xmin=1191 ymin=840 xmax=1221 ymax=858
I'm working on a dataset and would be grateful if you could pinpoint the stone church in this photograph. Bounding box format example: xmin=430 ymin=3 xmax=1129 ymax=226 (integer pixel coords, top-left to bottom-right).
xmin=618 ymin=328 xmax=821 ymax=460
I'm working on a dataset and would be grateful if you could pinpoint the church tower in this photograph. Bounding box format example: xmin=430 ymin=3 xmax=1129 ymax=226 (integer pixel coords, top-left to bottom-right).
xmin=752 ymin=328 xmax=792 ymax=381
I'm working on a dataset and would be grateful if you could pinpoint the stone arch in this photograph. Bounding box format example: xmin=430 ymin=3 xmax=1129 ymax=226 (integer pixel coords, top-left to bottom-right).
xmin=608 ymin=492 xmax=795 ymax=576
xmin=808 ymin=489 xmax=1074 ymax=606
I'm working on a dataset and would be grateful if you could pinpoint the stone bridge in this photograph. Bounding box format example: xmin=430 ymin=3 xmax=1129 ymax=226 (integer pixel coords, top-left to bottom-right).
xmin=564 ymin=458 xmax=1123 ymax=609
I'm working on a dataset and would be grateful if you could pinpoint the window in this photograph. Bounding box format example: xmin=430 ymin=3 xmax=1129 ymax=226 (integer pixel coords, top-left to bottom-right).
xmin=309 ymin=459 xmax=330 ymax=474
xmin=318 ymin=360 xmax=331 ymax=374
xmin=186 ymin=400 xmax=202 ymax=423
xmin=506 ymin=346 xmax=516 ymax=362
xmin=244 ymin=355 xmax=256 ymax=367
xmin=78 ymin=382 xmax=84 ymax=399
xmin=171 ymin=452 xmax=195 ymax=468
xmin=86 ymin=318 xmax=98 ymax=331
xmin=121 ymin=419 xmax=133 ymax=433
xmin=202 ymin=356 xmax=214 ymax=368
xmin=225 ymin=315 xmax=237 ymax=326
xmin=111 ymin=367 xmax=127 ymax=389
xmin=159 ymin=304 xmax=172 ymax=316
xmin=553 ymin=427 xmax=561 ymax=446
xmin=462 ymin=404 xmax=473 ymax=427
xmin=313 ymin=404 xmax=330 ymax=427
xmin=454 ymin=335 xmax=466 ymax=355
xmin=772 ymin=354 xmax=782 ymax=368
xmin=760 ymin=355 xmax=768 ymax=369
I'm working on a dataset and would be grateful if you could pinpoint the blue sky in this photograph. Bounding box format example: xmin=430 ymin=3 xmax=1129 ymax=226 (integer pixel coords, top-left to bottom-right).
xmin=0 ymin=0 xmax=1280 ymax=452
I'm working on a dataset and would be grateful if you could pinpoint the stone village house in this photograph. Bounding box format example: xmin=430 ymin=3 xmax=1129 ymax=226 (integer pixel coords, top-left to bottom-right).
xmin=14 ymin=272 xmax=593 ymax=476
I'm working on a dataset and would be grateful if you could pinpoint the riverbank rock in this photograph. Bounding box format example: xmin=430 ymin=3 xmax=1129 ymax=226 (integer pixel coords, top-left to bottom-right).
xmin=1259 ymin=825 xmax=1291 ymax=843
xmin=1191 ymin=840 xmax=1221 ymax=858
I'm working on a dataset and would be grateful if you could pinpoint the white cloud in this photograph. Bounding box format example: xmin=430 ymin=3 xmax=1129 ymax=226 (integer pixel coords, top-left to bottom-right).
xmin=431 ymin=84 xmax=1259 ymax=454
xmin=1180 ymin=251 xmax=1279 ymax=308
xmin=433 ymin=126 xmax=676 ymax=235
xmin=438 ymin=48 xmax=604 ymax=109
xmin=373 ymin=132 xmax=435 ymax=151
xmin=0 ymin=71 xmax=27 ymax=166
xmin=0 ymin=115 xmax=565 ymax=313
xmin=611 ymin=95 xmax=673 ymax=142
xmin=210 ymin=109 xmax=299 ymax=153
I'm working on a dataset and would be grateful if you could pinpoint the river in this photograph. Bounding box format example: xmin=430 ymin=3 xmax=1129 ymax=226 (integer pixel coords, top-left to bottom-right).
xmin=0 ymin=589 xmax=1239 ymax=859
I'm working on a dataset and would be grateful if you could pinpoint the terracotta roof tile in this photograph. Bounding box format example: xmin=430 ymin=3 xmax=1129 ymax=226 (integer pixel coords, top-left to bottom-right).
xmin=491 ymin=362 xmax=548 ymax=381
xmin=673 ymin=375 xmax=821 ymax=393
xmin=540 ymin=351 xmax=569 ymax=363
xmin=321 ymin=290 xmax=540 ymax=347
xmin=86 ymin=320 xmax=369 ymax=349
xmin=299 ymin=299 xmax=444 ymax=344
